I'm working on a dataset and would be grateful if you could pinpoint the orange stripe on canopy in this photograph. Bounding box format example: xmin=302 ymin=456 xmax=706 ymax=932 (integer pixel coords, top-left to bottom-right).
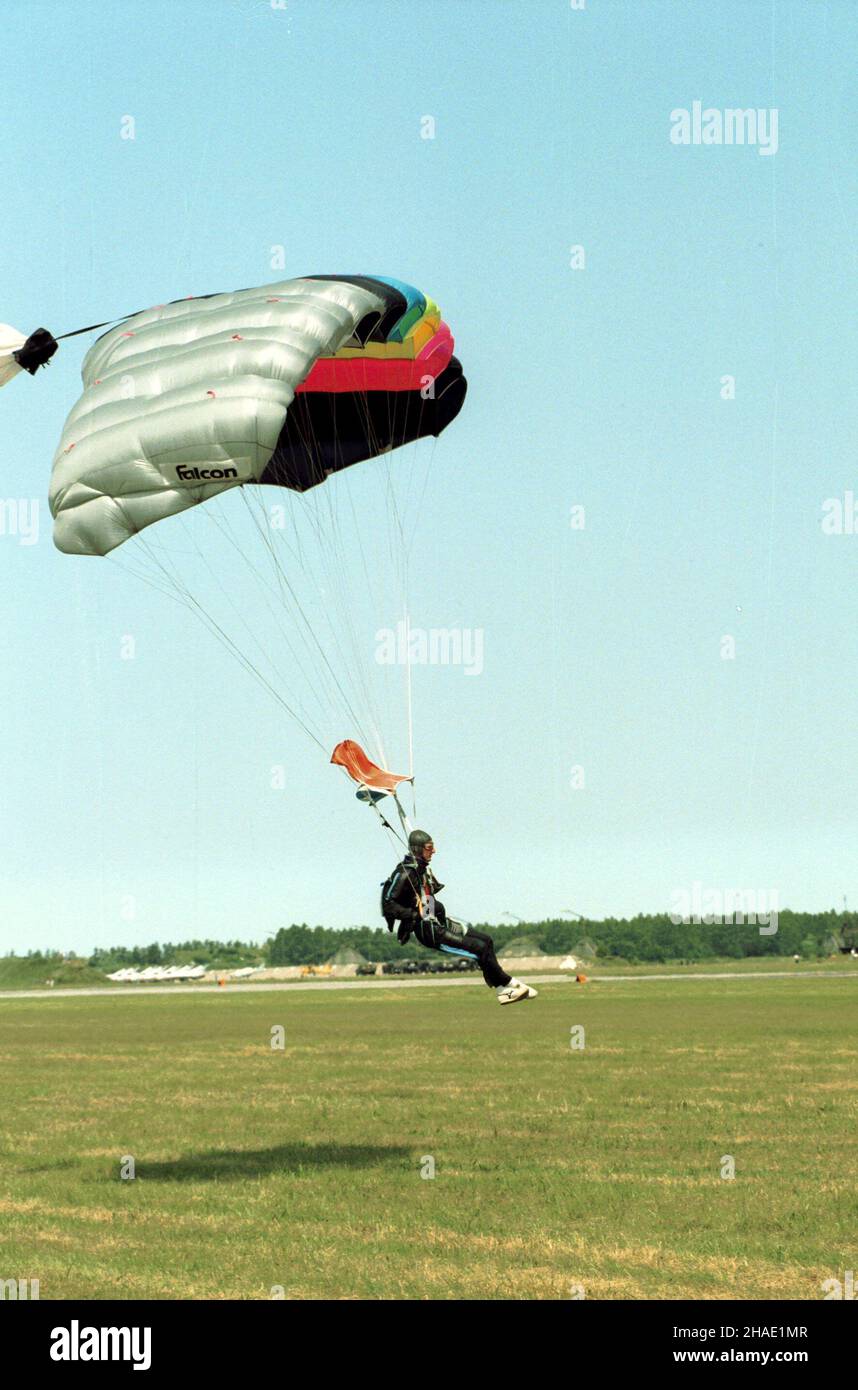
xmin=331 ymin=740 xmax=411 ymax=793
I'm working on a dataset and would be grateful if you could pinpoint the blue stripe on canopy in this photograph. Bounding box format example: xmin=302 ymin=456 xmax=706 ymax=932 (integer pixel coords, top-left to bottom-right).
xmin=364 ymin=276 xmax=426 ymax=340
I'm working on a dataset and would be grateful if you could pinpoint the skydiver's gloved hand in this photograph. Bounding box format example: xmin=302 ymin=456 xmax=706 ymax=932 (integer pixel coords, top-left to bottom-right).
xmin=13 ymin=328 xmax=58 ymax=375
xmin=397 ymin=913 xmax=416 ymax=945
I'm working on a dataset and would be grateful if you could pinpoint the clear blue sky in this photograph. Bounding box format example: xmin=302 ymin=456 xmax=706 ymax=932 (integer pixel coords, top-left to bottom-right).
xmin=1 ymin=0 xmax=856 ymax=953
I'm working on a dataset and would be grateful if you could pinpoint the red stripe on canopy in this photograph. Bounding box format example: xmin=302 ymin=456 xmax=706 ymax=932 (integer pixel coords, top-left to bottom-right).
xmin=297 ymin=325 xmax=454 ymax=394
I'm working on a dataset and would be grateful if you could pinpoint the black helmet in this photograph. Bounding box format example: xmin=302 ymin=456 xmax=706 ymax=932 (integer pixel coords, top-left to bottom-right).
xmin=408 ymin=829 xmax=433 ymax=854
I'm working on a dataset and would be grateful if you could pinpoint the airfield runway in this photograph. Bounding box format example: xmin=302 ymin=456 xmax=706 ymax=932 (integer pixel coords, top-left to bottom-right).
xmin=0 ymin=968 xmax=855 ymax=1001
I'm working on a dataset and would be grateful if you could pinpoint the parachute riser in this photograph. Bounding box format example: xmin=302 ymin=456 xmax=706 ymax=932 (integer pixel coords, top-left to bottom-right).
xmin=392 ymin=790 xmax=413 ymax=841
xmin=352 ymin=781 xmax=413 ymax=851
xmin=362 ymin=790 xmax=407 ymax=848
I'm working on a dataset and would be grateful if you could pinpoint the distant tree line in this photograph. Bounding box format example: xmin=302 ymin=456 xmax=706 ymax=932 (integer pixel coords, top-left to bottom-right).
xmin=232 ymin=909 xmax=858 ymax=967
xmin=20 ymin=910 xmax=852 ymax=972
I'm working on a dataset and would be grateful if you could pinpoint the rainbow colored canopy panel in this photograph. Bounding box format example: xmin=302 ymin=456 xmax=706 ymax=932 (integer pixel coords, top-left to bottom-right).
xmin=49 ymin=275 xmax=466 ymax=556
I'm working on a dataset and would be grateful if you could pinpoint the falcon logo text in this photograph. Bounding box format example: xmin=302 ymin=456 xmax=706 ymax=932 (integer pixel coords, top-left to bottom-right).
xmin=176 ymin=465 xmax=239 ymax=482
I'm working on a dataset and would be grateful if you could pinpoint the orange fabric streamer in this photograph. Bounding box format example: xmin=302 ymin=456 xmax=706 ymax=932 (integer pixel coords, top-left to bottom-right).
xmin=331 ymin=740 xmax=411 ymax=793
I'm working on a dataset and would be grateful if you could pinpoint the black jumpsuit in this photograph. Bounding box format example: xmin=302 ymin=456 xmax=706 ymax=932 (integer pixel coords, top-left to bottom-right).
xmin=383 ymin=854 xmax=512 ymax=989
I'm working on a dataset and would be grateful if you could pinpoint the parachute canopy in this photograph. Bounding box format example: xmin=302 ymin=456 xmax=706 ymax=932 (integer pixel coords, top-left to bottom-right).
xmin=49 ymin=275 xmax=466 ymax=556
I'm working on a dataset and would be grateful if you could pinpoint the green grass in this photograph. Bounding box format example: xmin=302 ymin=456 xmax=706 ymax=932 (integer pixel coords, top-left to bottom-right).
xmin=0 ymin=976 xmax=856 ymax=1299
xmin=584 ymin=954 xmax=858 ymax=976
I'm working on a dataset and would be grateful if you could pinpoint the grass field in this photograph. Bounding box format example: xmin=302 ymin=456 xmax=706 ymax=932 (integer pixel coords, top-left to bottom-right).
xmin=1 ymin=973 xmax=856 ymax=1300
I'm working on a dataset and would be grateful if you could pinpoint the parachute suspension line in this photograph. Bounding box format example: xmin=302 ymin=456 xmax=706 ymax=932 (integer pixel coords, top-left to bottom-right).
xmin=113 ymin=512 xmax=329 ymax=753
xmin=237 ymin=485 xmax=377 ymax=750
xmin=367 ymin=381 xmax=440 ymax=794
xmin=389 ymin=454 xmax=423 ymax=790
xmin=282 ymin=381 xmax=413 ymax=776
xmin=139 ymin=536 xmax=324 ymax=742
xmin=235 ymin=389 xmax=388 ymax=764
xmin=304 ymin=475 xmax=390 ymax=768
xmin=124 ymin=555 xmax=328 ymax=752
xmin=405 ymin=435 xmax=439 ymax=556
xmin=367 ymin=794 xmax=407 ymax=850
xmin=109 ymin=550 xmax=200 ymax=606
xmin=275 ymin=391 xmax=388 ymax=756
xmin=149 ymin=503 xmax=329 ymax=742
xmin=266 ymin=480 xmax=385 ymax=761
xmin=114 ymin=498 xmax=379 ymax=763
xmin=201 ymin=494 xmax=335 ymax=725
xmin=394 ymin=403 xmax=443 ymax=804
xmin=203 ymin=489 xmax=362 ymax=743
xmin=404 ymin=607 xmax=414 ymax=780
xmin=283 ymin=414 xmax=388 ymax=764
xmin=328 ymin=471 xmax=394 ymax=769
xmin=329 ymin=364 xmax=434 ymax=784
xmin=348 ymin=385 xmax=427 ymax=784
xmin=334 ymin=768 xmax=407 ymax=850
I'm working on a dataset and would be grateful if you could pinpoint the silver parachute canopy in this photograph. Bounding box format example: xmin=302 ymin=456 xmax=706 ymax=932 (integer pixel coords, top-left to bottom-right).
xmin=49 ymin=276 xmax=466 ymax=556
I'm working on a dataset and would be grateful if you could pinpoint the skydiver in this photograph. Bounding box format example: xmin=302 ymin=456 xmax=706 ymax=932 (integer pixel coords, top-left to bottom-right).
xmin=382 ymin=830 xmax=537 ymax=1005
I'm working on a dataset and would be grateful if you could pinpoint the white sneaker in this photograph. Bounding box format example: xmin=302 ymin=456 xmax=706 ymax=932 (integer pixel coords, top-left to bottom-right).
xmin=509 ymin=977 xmax=538 ymax=999
xmin=497 ymin=982 xmax=530 ymax=1005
